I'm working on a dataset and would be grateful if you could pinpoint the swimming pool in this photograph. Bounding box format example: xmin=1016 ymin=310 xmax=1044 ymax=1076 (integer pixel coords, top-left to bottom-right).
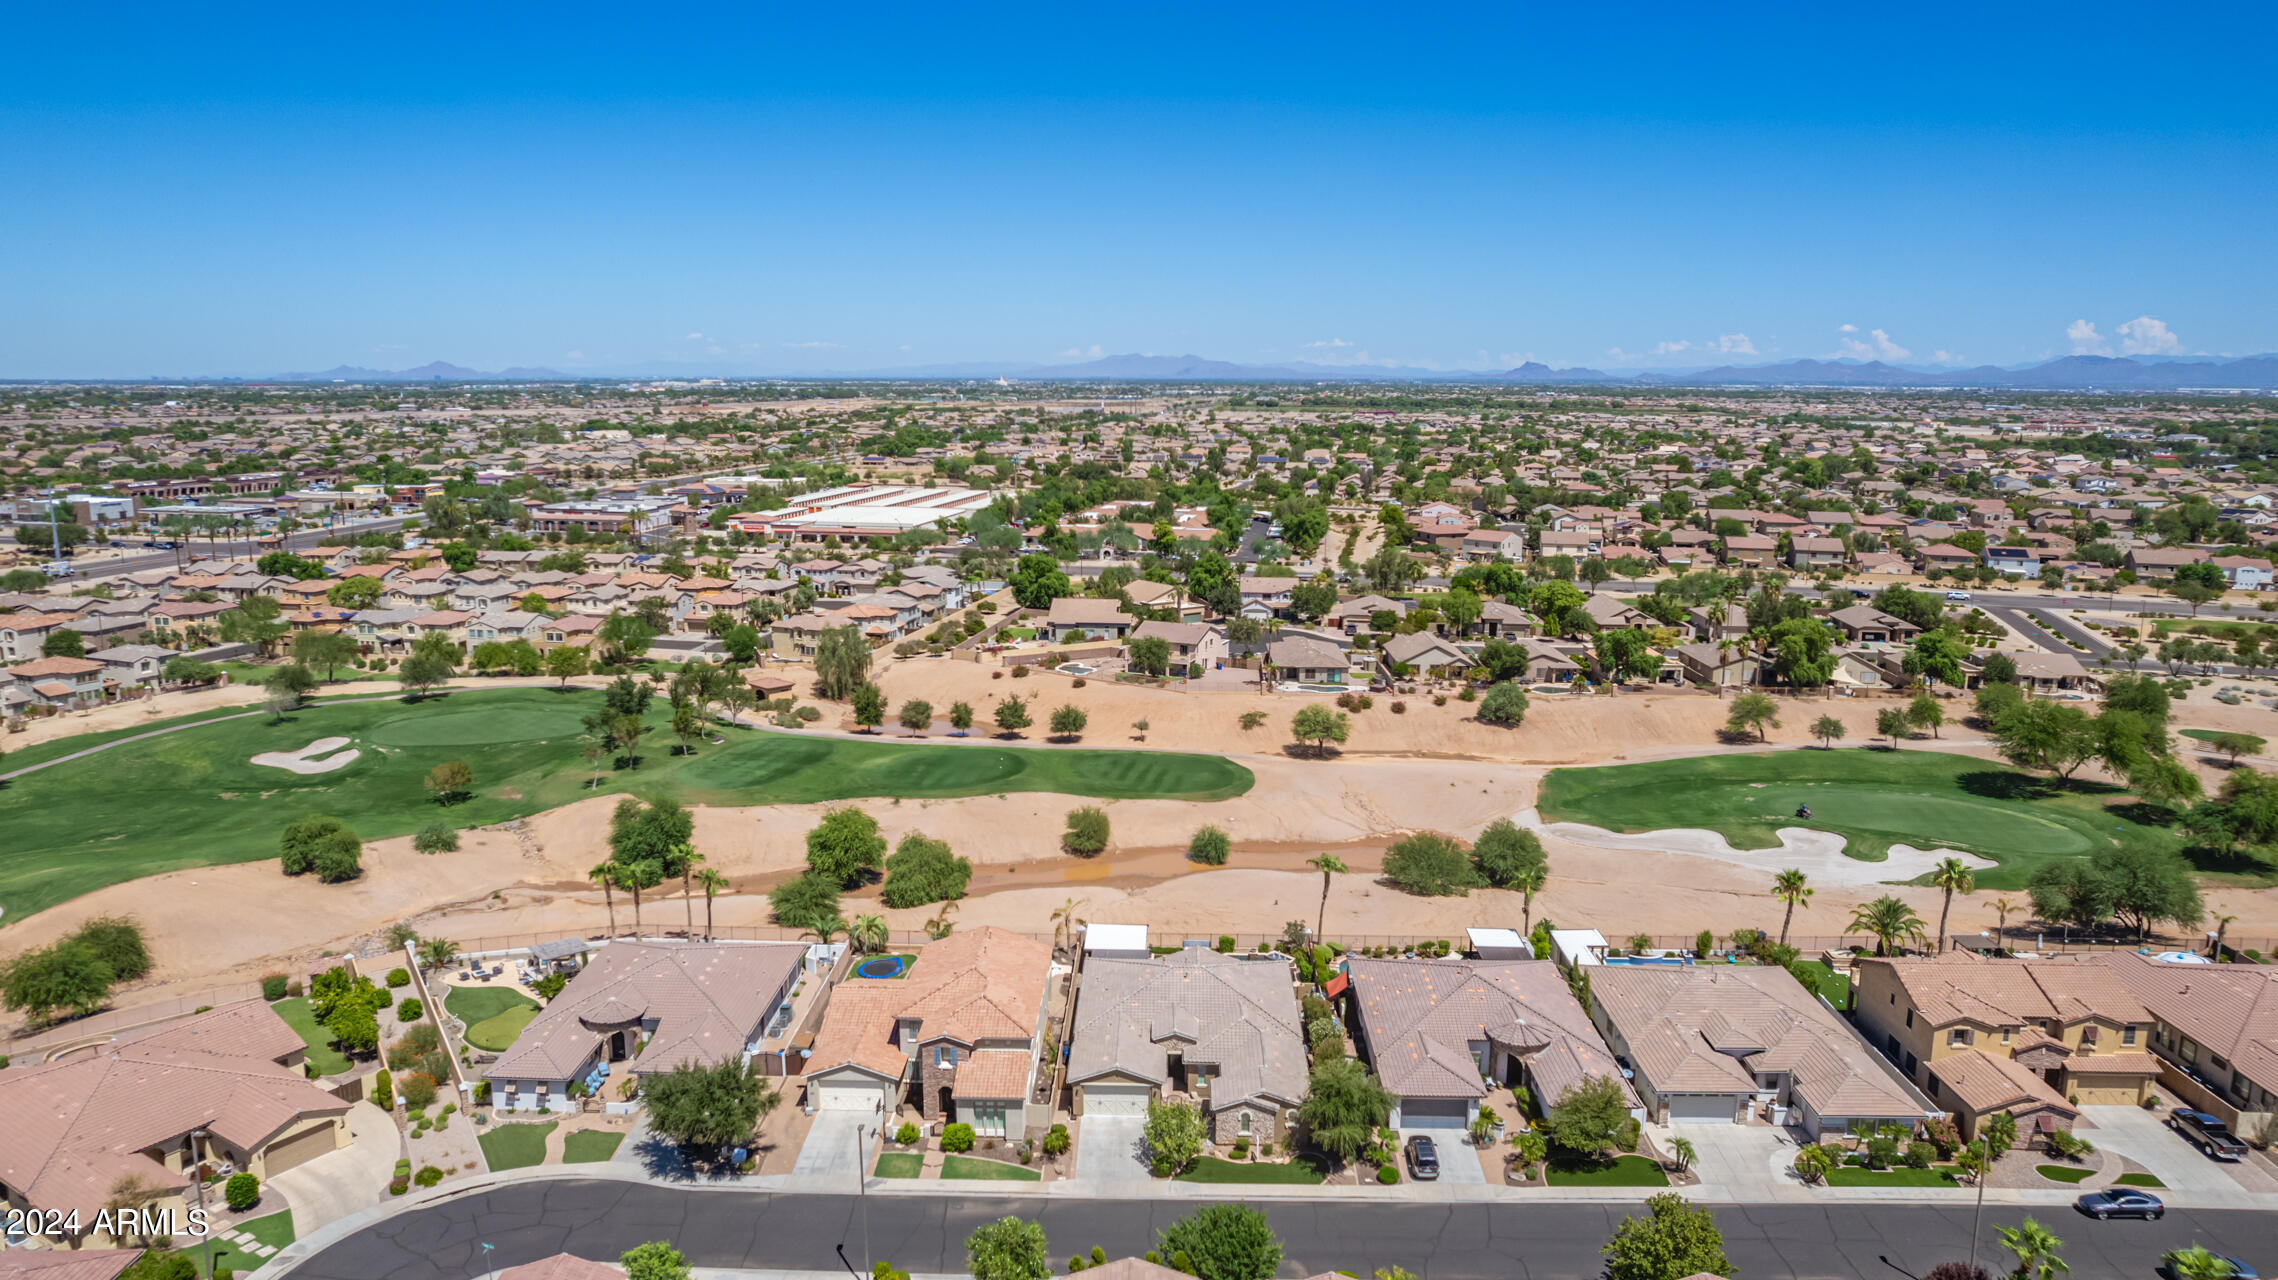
xmin=1603 ymin=955 xmax=1693 ymax=966
xmin=1057 ymin=663 xmax=1096 ymax=676
xmin=1284 ymin=682 xmax=1349 ymax=694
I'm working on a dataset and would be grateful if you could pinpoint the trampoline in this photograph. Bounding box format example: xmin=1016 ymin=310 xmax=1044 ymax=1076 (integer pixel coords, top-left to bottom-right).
xmin=854 ymin=955 xmax=909 ymax=979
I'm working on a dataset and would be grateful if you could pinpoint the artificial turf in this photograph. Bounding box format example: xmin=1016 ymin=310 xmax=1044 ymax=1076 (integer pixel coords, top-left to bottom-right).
xmin=562 ymin=1130 xmax=625 ymax=1163
xmin=1535 ymin=747 xmax=2227 ymax=890
xmin=0 ymin=687 xmax=1253 ymax=922
xmin=478 ymin=1120 xmax=556 ymax=1171
xmin=2037 ymin=1164 xmax=2095 ymax=1183
xmin=940 ymin=1155 xmax=1041 ymax=1180
xmin=270 ymin=996 xmax=353 ymax=1076
xmin=446 ymin=985 xmax=543 ymax=1050
xmin=192 ymin=1207 xmax=294 ymax=1277
xmin=2115 ymin=1172 xmax=2167 ymax=1187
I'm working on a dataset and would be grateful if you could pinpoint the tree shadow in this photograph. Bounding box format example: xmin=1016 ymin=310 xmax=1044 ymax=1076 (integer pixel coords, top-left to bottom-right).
xmin=1714 ymin=729 xmax=1760 ymax=746
xmin=1954 ymin=770 xmax=2062 ymax=802
xmin=1279 ymin=745 xmax=1344 ymax=760
xmin=2106 ymin=801 xmax=2181 ymax=829
xmin=2180 ymin=841 xmax=2278 ymax=878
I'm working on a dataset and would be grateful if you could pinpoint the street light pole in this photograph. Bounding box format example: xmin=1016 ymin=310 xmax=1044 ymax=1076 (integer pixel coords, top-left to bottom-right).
xmin=853 ymin=1119 xmax=873 ymax=1276
xmin=191 ymin=1128 xmax=212 ymax=1280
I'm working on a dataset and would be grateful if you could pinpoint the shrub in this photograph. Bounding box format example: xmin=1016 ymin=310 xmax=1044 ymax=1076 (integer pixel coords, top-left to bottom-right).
xmin=1187 ymin=825 xmax=1231 ymax=865
xmin=389 ymin=1176 xmax=410 ymax=1196
xmin=413 ymin=1166 xmax=444 ymax=1187
xmin=414 ymin=823 xmax=460 ymax=855
xmin=942 ymin=1122 xmax=975 ymax=1153
xmin=261 ymin=973 xmax=289 ymax=1001
xmin=1216 ymin=935 xmax=1236 ymax=952
xmin=399 ymin=1072 xmax=439 ymax=1109
xmin=1905 ymin=1141 xmax=1935 ymax=1169
xmin=224 ymin=1172 xmax=259 ymax=1211
xmin=1382 ymin=832 xmax=1482 ymax=897
xmin=1390 ymin=700 xmax=1406 ymax=714
xmin=1062 ymin=805 xmax=1110 ymax=856
xmin=1477 ymin=681 xmax=1529 ymax=726
xmin=385 ymin=967 xmax=412 ymax=988
xmin=1377 ymin=1165 xmax=1398 ymax=1184
xmin=371 ymin=1069 xmax=394 ymax=1111
xmin=396 ymin=998 xmax=424 ymax=1023
xmin=897 ymin=1122 xmax=920 ymax=1146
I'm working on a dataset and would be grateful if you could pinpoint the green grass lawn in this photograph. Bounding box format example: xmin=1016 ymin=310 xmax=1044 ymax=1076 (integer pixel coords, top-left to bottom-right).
xmin=447 ymin=985 xmax=544 ymax=1051
xmin=193 ymin=1207 xmax=294 ymax=1277
xmin=1792 ymin=960 xmax=1853 ymax=1010
xmin=0 ymin=687 xmax=1253 ymax=923
xmin=874 ymin=1152 xmax=923 ymax=1178
xmin=1176 ymin=1155 xmax=1328 ymax=1184
xmin=2037 ymin=1163 xmax=2095 ymax=1183
xmin=269 ymin=997 xmax=352 ymax=1076
xmin=2115 ymin=1172 xmax=2167 ymax=1187
xmin=1823 ymin=1164 xmax=1962 ymax=1187
xmin=940 ymin=1154 xmax=1041 ymax=1181
xmin=478 ymin=1120 xmax=556 ymax=1171
xmin=1536 ymin=748 xmax=2231 ymax=890
xmin=561 ymin=1130 xmax=624 ymax=1163
xmin=1547 ymin=1155 xmax=1668 ymax=1187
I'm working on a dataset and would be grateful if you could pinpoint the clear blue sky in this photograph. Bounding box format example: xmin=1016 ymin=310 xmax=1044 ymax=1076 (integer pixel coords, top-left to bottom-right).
xmin=5 ymin=2 xmax=2273 ymax=378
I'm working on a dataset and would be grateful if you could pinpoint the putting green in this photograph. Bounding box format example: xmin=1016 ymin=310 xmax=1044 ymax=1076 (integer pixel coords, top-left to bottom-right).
xmin=1536 ymin=748 xmax=2167 ymax=888
xmin=0 ymin=687 xmax=1253 ymax=925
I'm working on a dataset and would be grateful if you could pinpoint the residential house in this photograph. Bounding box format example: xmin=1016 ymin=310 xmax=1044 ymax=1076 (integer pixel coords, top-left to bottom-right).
xmin=3 ymin=656 xmax=108 ymax=711
xmin=1325 ymin=595 xmax=1408 ymax=636
xmin=1236 ymin=576 xmax=1300 ymax=619
xmin=1589 ymin=965 xmax=1937 ymax=1139
xmin=1380 ymin=630 xmax=1469 ymax=678
xmin=1723 ymin=535 xmax=1777 ymax=569
xmin=1264 ymin=636 xmax=1349 ymax=685
xmin=1475 ymin=600 xmax=1536 ymax=640
xmin=1068 ymin=949 xmax=1306 ymax=1144
xmin=1129 ymin=620 xmax=1227 ymax=669
xmin=2124 ymin=547 xmax=2206 ymax=581
xmin=2215 ymin=556 xmax=2275 ymax=591
xmin=803 ymin=927 xmax=1054 ymax=1137
xmin=1985 ymin=546 xmax=2042 ymax=577
xmin=1043 ymin=598 xmax=1136 ymax=643
xmin=1671 ymin=642 xmax=1757 ymax=688
xmin=85 ymin=644 xmax=176 ymax=690
xmin=1461 ymin=529 xmax=1528 ymax=562
xmin=1788 ymin=537 xmax=1848 ymax=571
xmin=486 ymin=941 xmax=807 ymax=1114
xmin=1827 ymin=605 xmax=1922 ymax=645
xmin=1345 ymin=956 xmax=1636 ymax=1131
xmin=1123 ymin=580 xmax=1202 ymax=622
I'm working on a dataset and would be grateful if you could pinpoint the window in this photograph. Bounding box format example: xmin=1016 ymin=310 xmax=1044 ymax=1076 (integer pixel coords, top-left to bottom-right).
xmin=1905 ymin=1009 xmax=1913 ymax=1028
xmin=2122 ymin=1027 xmax=2138 ymax=1047
xmin=935 ymin=1046 xmax=953 ymax=1068
xmin=1238 ymin=1112 xmax=1251 ymax=1136
xmin=2182 ymin=1040 xmax=2198 ymax=1064
xmin=2001 ymin=1027 xmax=2012 ymax=1044
xmin=1947 ymin=1029 xmax=1972 ymax=1048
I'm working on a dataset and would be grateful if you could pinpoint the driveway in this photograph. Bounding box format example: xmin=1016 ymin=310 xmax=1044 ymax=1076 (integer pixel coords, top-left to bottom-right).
xmin=1074 ymin=1115 xmax=1151 ymax=1184
xmin=1398 ymin=1129 xmax=1483 ymax=1185
xmin=269 ymin=1101 xmax=402 ymax=1237
xmin=1660 ymin=1121 xmax=1804 ymax=1201
xmin=793 ymin=1109 xmax=880 ymax=1184
xmin=2077 ymin=1104 xmax=2258 ymax=1205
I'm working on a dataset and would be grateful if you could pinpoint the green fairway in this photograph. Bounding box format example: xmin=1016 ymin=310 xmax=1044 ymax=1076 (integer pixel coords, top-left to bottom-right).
xmin=271 ymin=996 xmax=353 ymax=1076
xmin=1536 ymin=748 xmax=2204 ymax=889
xmin=0 ymin=687 xmax=1253 ymax=924
xmin=940 ymin=1154 xmax=1041 ymax=1180
xmin=562 ymin=1130 xmax=624 ymax=1163
xmin=478 ymin=1120 xmax=555 ymax=1171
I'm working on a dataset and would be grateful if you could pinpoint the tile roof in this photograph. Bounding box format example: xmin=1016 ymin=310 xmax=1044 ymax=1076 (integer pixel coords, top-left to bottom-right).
xmin=0 ymin=1001 xmax=348 ymax=1220
xmin=1931 ymin=1048 xmax=2077 ymax=1117
xmin=1593 ymin=965 xmax=1928 ymax=1119
xmin=1070 ymin=951 xmax=1306 ymax=1109
xmin=1863 ymin=952 xmax=2149 ymax=1029
xmin=496 ymin=1257 xmax=621 ymax=1280
xmin=807 ymin=927 xmax=1052 ymax=1080
xmin=0 ymin=1250 xmax=144 ymax=1280
xmin=2092 ymin=951 xmax=2278 ymax=1090
xmin=487 ymin=941 xmax=804 ymax=1082
xmin=1347 ymin=957 xmax=1630 ymax=1106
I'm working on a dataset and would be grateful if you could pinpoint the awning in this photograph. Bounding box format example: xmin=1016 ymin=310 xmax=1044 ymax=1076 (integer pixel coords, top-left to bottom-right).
xmin=1323 ymin=972 xmax=1349 ymax=998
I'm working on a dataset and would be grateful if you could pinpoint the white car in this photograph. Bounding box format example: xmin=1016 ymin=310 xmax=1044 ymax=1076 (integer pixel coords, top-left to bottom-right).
xmin=1944 ymin=590 xmax=1972 ymax=601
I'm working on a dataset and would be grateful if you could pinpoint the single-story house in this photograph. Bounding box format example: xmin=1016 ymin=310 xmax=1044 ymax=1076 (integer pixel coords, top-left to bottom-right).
xmin=1266 ymin=636 xmax=1349 ymax=685
xmin=1380 ymin=630 xmax=1469 ymax=677
xmin=1044 ymin=597 xmax=1137 ymax=643
xmin=1069 ymin=950 xmax=1306 ymax=1143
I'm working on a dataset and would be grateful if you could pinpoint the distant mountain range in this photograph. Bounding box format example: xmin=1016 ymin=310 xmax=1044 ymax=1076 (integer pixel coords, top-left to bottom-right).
xmin=242 ymin=352 xmax=2278 ymax=391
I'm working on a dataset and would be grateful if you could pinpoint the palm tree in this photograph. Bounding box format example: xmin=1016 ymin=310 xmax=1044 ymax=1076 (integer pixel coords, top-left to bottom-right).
xmin=1307 ymin=853 xmax=1347 ymax=941
xmin=1513 ymin=862 xmax=1547 ymax=934
xmin=1991 ymin=896 xmax=2019 ymax=942
xmin=805 ymin=914 xmax=848 ymax=945
xmin=2209 ymin=910 xmax=2237 ymax=959
xmin=674 ymin=843 xmax=703 ymax=940
xmin=1847 ymin=894 xmax=1927 ymax=957
xmin=1997 ymin=1216 xmax=2068 ymax=1280
xmin=1668 ymin=1136 xmax=1696 ymax=1174
xmin=1049 ymin=897 xmax=1087 ymax=960
xmin=1773 ymin=868 xmax=1812 ymax=948
xmin=1930 ymin=857 xmax=1976 ymax=952
xmin=923 ymin=899 xmax=960 ymax=940
xmin=850 ymin=913 xmax=890 ymax=955
xmin=589 ymin=860 xmax=623 ymax=938
xmin=694 ymin=866 xmax=730 ymax=941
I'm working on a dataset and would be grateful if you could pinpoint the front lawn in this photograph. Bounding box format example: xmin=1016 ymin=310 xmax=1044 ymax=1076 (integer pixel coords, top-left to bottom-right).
xmin=1547 ymin=1155 xmax=1669 ymax=1187
xmin=1537 ymin=748 xmax=2208 ymax=890
xmin=0 ymin=687 xmax=1255 ymax=922
xmin=1176 ymin=1155 xmax=1328 ymax=1184
xmin=874 ymin=1152 xmax=923 ymax=1178
xmin=446 ymin=985 xmax=543 ymax=1052
xmin=478 ymin=1120 xmax=556 ymax=1171
xmin=2115 ymin=1172 xmax=2167 ymax=1188
xmin=2037 ymin=1164 xmax=2094 ymax=1183
xmin=941 ymin=1155 xmax=1041 ymax=1181
xmin=270 ymin=997 xmax=352 ymax=1076
xmin=193 ymin=1208 xmax=294 ymax=1278
xmin=1823 ymin=1165 xmax=1962 ymax=1187
xmin=562 ymin=1130 xmax=624 ymax=1163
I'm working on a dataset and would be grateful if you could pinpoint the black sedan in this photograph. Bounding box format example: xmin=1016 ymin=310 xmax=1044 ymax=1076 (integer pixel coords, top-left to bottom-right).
xmin=2076 ymin=1189 xmax=2164 ymax=1220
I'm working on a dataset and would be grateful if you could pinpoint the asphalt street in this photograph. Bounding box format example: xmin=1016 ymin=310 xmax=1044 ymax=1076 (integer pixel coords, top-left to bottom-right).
xmin=278 ymin=1180 xmax=2278 ymax=1280
xmin=66 ymin=516 xmax=411 ymax=578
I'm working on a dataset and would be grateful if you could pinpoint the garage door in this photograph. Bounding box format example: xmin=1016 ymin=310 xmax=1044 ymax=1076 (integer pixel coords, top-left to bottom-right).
xmin=262 ymin=1123 xmax=337 ymax=1176
xmin=813 ymin=1078 xmax=886 ymax=1111
xmin=1083 ymin=1084 xmax=1153 ymax=1116
xmin=1665 ymin=1094 xmax=1739 ymax=1122
xmin=1401 ymin=1098 xmax=1468 ymax=1129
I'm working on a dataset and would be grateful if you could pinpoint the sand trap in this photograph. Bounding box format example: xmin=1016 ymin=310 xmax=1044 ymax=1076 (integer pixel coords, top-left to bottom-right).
xmin=1516 ymin=807 xmax=1995 ymax=886
xmin=252 ymin=737 xmax=361 ymax=775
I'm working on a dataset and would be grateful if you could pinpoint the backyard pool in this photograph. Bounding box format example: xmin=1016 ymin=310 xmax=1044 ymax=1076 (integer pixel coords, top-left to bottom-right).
xmin=1283 ymin=682 xmax=1349 ymax=694
xmin=1603 ymin=955 xmax=1693 ymax=967
xmin=1057 ymin=663 xmax=1096 ymax=677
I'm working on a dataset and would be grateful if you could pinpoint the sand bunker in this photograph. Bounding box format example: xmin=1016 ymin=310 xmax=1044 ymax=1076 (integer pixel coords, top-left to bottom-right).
xmin=252 ymin=736 xmax=361 ymax=775
xmin=1516 ymin=807 xmax=1995 ymax=886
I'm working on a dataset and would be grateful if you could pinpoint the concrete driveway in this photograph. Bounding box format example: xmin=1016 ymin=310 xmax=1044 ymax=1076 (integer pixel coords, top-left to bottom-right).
xmin=269 ymin=1101 xmax=402 ymax=1237
xmin=1074 ymin=1115 xmax=1151 ymax=1184
xmin=794 ymin=1109 xmax=880 ymax=1184
xmin=1399 ymin=1129 xmax=1483 ymax=1185
xmin=2078 ymin=1104 xmax=2258 ymax=1205
xmin=1660 ymin=1121 xmax=1805 ymax=1201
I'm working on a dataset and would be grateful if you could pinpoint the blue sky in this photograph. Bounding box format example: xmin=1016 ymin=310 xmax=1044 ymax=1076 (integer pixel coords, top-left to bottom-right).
xmin=5 ymin=2 xmax=2274 ymax=378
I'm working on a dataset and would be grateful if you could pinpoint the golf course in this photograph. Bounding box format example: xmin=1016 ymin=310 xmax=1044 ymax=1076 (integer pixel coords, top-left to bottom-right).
xmin=0 ymin=687 xmax=1254 ymax=925
xmin=1536 ymin=748 xmax=2197 ymax=890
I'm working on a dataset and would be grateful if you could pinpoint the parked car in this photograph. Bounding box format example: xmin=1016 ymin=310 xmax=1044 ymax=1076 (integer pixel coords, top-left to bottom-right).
xmin=1944 ymin=590 xmax=1972 ymax=601
xmin=1404 ymin=1134 xmax=1440 ymax=1180
xmin=41 ymin=560 xmax=73 ymax=578
xmin=2171 ymin=1106 xmax=2250 ymax=1160
xmin=2076 ymin=1189 xmax=2164 ymax=1220
xmin=2162 ymin=1250 xmax=2257 ymax=1280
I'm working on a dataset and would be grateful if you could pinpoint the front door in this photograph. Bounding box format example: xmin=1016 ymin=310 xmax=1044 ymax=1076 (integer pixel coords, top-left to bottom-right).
xmin=970 ymin=1103 xmax=1008 ymax=1136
